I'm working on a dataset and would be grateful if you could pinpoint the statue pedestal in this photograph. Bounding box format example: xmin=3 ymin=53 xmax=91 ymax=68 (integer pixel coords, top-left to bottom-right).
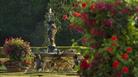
xmin=39 ymin=50 xmax=81 ymax=72
xmin=47 ymin=45 xmax=59 ymax=54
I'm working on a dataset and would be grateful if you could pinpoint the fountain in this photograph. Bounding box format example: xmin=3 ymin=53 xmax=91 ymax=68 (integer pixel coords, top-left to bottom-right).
xmin=31 ymin=8 xmax=82 ymax=72
xmin=47 ymin=8 xmax=58 ymax=54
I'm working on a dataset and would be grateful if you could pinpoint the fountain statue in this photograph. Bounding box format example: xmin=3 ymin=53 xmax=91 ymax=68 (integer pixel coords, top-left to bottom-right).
xmin=47 ymin=8 xmax=58 ymax=53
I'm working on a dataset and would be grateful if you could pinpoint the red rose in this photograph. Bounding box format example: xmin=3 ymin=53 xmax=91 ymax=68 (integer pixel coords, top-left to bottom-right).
xmin=80 ymin=59 xmax=90 ymax=70
xmin=122 ymin=66 xmax=129 ymax=73
xmin=111 ymin=36 xmax=118 ymax=41
xmin=62 ymin=15 xmax=68 ymax=20
xmin=90 ymin=3 xmax=96 ymax=11
xmin=82 ymin=2 xmax=87 ymax=8
xmin=121 ymin=53 xmax=129 ymax=60
xmin=73 ymin=12 xmax=81 ymax=17
xmin=106 ymin=47 xmax=113 ymax=53
xmin=126 ymin=47 xmax=132 ymax=53
xmin=80 ymin=13 xmax=88 ymax=20
xmin=112 ymin=60 xmax=120 ymax=69
xmin=80 ymin=13 xmax=89 ymax=25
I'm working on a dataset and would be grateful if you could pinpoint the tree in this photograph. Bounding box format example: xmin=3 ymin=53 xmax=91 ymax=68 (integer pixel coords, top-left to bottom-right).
xmin=0 ymin=0 xmax=48 ymax=46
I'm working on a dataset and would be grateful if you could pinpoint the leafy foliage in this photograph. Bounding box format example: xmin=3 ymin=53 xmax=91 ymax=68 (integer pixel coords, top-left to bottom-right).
xmin=64 ymin=0 xmax=138 ymax=76
xmin=0 ymin=0 xmax=48 ymax=46
xmin=64 ymin=0 xmax=138 ymax=48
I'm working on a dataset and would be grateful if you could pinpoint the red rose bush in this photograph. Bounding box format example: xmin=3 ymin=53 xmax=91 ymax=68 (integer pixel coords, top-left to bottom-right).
xmin=63 ymin=0 xmax=138 ymax=77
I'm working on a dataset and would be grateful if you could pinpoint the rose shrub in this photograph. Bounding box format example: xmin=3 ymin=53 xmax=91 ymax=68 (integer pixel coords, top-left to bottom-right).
xmin=63 ymin=0 xmax=138 ymax=77
xmin=84 ymin=35 xmax=136 ymax=77
xmin=64 ymin=0 xmax=138 ymax=46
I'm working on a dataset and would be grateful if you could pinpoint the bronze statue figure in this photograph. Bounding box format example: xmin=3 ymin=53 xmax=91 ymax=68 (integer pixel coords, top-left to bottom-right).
xmin=47 ymin=8 xmax=58 ymax=53
xmin=48 ymin=21 xmax=57 ymax=47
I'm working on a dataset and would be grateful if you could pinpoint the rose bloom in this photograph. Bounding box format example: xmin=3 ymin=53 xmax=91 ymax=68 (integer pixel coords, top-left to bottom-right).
xmin=121 ymin=53 xmax=129 ymax=60
xmin=62 ymin=15 xmax=68 ymax=20
xmin=80 ymin=13 xmax=88 ymax=21
xmin=90 ymin=3 xmax=96 ymax=11
xmin=122 ymin=66 xmax=129 ymax=74
xmin=82 ymin=2 xmax=87 ymax=8
xmin=111 ymin=36 xmax=118 ymax=41
xmin=126 ymin=47 xmax=132 ymax=53
xmin=106 ymin=47 xmax=113 ymax=53
xmin=112 ymin=60 xmax=120 ymax=69
xmin=73 ymin=12 xmax=81 ymax=17
xmin=80 ymin=59 xmax=90 ymax=70
xmin=80 ymin=13 xmax=89 ymax=25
